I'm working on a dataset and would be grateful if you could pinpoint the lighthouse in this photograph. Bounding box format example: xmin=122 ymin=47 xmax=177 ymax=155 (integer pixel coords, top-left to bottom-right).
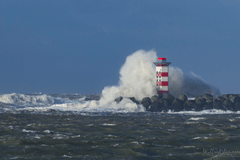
xmin=153 ymin=57 xmax=171 ymax=96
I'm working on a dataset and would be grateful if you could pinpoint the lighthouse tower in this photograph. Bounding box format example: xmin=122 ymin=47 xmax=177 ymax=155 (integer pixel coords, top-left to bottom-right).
xmin=153 ymin=57 xmax=171 ymax=96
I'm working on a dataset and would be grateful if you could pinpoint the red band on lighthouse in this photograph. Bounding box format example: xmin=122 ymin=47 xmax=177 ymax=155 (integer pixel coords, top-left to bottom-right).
xmin=161 ymin=72 xmax=168 ymax=77
xmin=158 ymin=57 xmax=166 ymax=61
xmin=161 ymin=81 xmax=168 ymax=86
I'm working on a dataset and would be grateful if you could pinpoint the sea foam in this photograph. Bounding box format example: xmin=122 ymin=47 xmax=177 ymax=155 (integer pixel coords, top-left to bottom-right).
xmin=0 ymin=93 xmax=54 ymax=107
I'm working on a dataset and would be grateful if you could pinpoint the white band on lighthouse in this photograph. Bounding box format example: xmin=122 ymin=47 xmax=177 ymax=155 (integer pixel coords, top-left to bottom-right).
xmin=161 ymin=77 xmax=168 ymax=81
xmin=159 ymin=67 xmax=168 ymax=72
xmin=160 ymin=86 xmax=168 ymax=91
xmin=153 ymin=57 xmax=171 ymax=96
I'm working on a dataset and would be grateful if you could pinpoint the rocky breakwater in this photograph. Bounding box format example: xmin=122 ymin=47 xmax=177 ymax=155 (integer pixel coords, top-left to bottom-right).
xmin=115 ymin=94 xmax=240 ymax=112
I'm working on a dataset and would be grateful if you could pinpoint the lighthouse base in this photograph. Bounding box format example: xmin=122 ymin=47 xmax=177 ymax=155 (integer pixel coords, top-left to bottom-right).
xmin=158 ymin=91 xmax=168 ymax=96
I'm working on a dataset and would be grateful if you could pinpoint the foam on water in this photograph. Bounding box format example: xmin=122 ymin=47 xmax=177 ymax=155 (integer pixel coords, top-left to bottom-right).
xmin=0 ymin=93 xmax=54 ymax=107
xmin=48 ymin=98 xmax=145 ymax=113
xmin=102 ymin=123 xmax=116 ymax=126
xmin=189 ymin=117 xmax=206 ymax=121
xmin=0 ymin=50 xmax=222 ymax=113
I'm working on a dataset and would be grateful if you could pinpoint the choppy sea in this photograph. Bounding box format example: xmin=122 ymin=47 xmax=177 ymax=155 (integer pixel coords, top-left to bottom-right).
xmin=0 ymin=93 xmax=240 ymax=159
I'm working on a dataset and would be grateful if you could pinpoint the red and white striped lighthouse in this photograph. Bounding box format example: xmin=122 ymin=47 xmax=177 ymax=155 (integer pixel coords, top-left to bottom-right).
xmin=153 ymin=57 xmax=171 ymax=96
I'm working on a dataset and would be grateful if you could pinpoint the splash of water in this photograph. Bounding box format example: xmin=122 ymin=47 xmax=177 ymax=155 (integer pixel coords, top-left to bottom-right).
xmin=100 ymin=50 xmax=157 ymax=102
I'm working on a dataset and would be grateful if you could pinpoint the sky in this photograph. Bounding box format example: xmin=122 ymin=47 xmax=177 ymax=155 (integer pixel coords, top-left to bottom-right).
xmin=0 ymin=0 xmax=240 ymax=95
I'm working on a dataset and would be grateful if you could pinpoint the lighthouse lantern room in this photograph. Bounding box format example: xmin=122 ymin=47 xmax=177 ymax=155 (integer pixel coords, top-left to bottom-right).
xmin=153 ymin=57 xmax=171 ymax=96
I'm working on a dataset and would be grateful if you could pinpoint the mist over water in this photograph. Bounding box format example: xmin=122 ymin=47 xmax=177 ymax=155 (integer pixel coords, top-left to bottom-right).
xmin=169 ymin=67 xmax=221 ymax=98
xmin=0 ymin=50 xmax=221 ymax=112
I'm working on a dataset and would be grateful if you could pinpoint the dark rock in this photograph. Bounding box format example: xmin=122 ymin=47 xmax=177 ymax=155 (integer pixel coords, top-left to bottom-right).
xmin=129 ymin=97 xmax=139 ymax=104
xmin=223 ymin=100 xmax=235 ymax=111
xmin=195 ymin=97 xmax=206 ymax=105
xmin=164 ymin=94 xmax=175 ymax=103
xmin=114 ymin=97 xmax=123 ymax=103
xmin=203 ymin=103 xmax=213 ymax=110
xmin=234 ymin=102 xmax=240 ymax=111
xmin=148 ymin=101 xmax=163 ymax=112
xmin=158 ymin=98 xmax=165 ymax=104
xmin=205 ymin=99 xmax=213 ymax=104
xmin=229 ymin=95 xmax=240 ymax=104
xmin=222 ymin=94 xmax=230 ymax=100
xmin=203 ymin=98 xmax=213 ymax=110
xmin=162 ymin=99 xmax=172 ymax=112
xmin=183 ymin=100 xmax=196 ymax=111
xmin=171 ymin=98 xmax=184 ymax=112
xmin=213 ymin=99 xmax=225 ymax=110
xmin=178 ymin=94 xmax=187 ymax=102
xmin=216 ymin=96 xmax=225 ymax=103
xmin=202 ymin=94 xmax=213 ymax=100
xmin=195 ymin=105 xmax=204 ymax=111
xmin=157 ymin=94 xmax=163 ymax=99
xmin=163 ymin=99 xmax=171 ymax=107
xmin=141 ymin=97 xmax=151 ymax=109
xmin=151 ymin=95 xmax=160 ymax=103
xmin=189 ymin=100 xmax=203 ymax=111
xmin=194 ymin=97 xmax=206 ymax=111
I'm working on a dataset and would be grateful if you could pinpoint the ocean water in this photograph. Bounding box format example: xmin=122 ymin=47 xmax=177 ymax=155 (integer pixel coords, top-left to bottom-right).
xmin=0 ymin=93 xmax=240 ymax=159
xmin=0 ymin=50 xmax=233 ymax=159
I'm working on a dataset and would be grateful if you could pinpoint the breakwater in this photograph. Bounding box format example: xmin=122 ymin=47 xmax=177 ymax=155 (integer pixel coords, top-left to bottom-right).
xmin=115 ymin=94 xmax=240 ymax=112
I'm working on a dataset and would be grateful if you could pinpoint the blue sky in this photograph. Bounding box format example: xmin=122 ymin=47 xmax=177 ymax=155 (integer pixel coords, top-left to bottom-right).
xmin=0 ymin=0 xmax=240 ymax=94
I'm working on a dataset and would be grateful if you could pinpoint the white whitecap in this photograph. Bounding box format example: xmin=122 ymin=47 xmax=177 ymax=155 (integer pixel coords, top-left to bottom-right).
xmin=189 ymin=117 xmax=206 ymax=121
